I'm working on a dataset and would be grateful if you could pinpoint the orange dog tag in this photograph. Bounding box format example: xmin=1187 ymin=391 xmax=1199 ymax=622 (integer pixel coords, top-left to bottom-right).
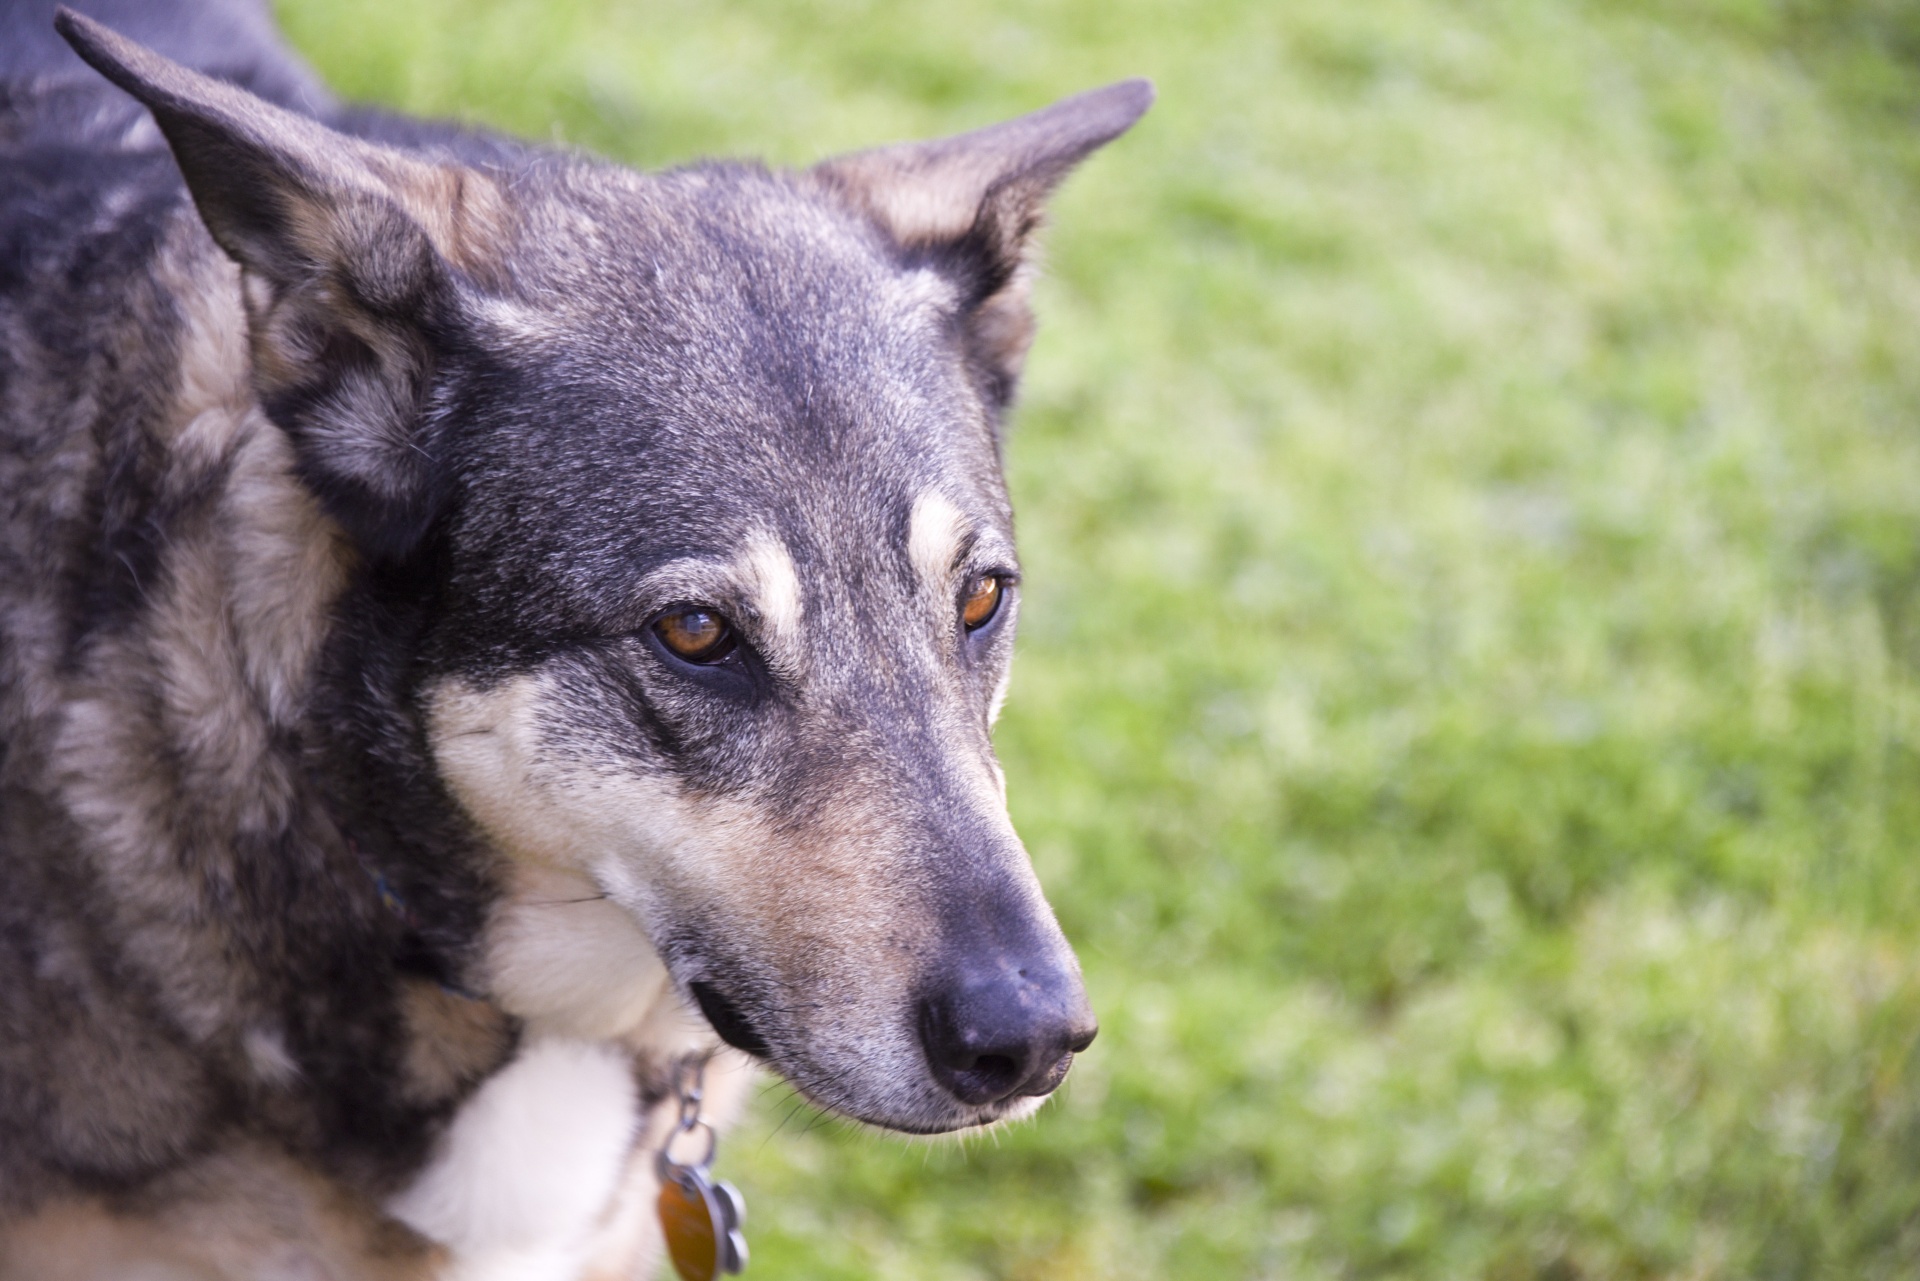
xmin=659 ymin=1170 xmax=747 ymax=1281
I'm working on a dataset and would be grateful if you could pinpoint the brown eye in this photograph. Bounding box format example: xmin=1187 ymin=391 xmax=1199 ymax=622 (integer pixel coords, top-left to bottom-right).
xmin=961 ymin=574 xmax=1003 ymax=631
xmin=653 ymin=607 xmax=735 ymax=663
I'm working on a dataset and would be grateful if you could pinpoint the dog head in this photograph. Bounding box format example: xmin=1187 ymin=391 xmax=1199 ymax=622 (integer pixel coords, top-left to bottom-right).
xmin=59 ymin=10 xmax=1148 ymax=1134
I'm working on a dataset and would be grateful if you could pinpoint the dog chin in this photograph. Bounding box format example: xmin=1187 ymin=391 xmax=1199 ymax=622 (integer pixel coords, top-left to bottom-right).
xmin=992 ymin=1093 xmax=1051 ymax=1124
xmin=828 ymin=1086 xmax=1054 ymax=1137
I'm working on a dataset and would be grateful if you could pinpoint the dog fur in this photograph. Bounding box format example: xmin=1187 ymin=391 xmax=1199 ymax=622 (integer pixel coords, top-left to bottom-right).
xmin=0 ymin=1 xmax=1149 ymax=1275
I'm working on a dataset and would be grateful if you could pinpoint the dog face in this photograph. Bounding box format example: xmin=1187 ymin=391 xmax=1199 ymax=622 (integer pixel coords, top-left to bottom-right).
xmin=61 ymin=13 xmax=1148 ymax=1134
xmin=418 ymin=174 xmax=1105 ymax=1133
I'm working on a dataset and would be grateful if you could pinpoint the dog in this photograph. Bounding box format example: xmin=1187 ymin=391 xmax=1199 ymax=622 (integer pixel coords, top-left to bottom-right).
xmin=0 ymin=1 xmax=1149 ymax=1276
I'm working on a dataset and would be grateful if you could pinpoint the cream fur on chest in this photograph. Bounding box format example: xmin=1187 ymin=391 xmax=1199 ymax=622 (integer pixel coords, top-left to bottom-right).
xmin=390 ymin=866 xmax=749 ymax=1281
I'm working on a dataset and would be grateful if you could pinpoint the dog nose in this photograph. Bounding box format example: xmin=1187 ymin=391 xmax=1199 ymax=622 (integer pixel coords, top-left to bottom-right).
xmin=918 ymin=962 xmax=1097 ymax=1107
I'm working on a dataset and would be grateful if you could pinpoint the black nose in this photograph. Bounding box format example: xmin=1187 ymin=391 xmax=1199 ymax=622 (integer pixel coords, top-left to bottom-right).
xmin=918 ymin=962 xmax=1097 ymax=1107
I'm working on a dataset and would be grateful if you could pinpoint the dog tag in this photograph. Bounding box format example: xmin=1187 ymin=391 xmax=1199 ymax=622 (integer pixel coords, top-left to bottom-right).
xmin=657 ymin=1056 xmax=746 ymax=1281
xmin=659 ymin=1170 xmax=747 ymax=1281
xmin=716 ymin=1180 xmax=749 ymax=1274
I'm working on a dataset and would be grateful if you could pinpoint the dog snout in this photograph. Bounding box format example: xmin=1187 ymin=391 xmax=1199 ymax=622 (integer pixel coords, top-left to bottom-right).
xmin=917 ymin=961 xmax=1097 ymax=1107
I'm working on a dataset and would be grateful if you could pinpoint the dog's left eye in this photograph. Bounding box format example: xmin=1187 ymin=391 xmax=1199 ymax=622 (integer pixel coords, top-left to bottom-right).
xmin=653 ymin=607 xmax=737 ymax=663
xmin=961 ymin=574 xmax=1003 ymax=631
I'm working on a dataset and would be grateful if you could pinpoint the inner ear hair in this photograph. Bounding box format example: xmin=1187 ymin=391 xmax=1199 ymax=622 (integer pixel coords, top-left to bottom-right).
xmin=812 ymin=80 xmax=1153 ymax=408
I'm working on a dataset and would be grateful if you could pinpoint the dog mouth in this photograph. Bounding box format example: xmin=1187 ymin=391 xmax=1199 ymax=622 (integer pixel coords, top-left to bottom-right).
xmin=690 ymin=980 xmax=771 ymax=1057
xmin=685 ymin=977 xmax=1079 ymax=1135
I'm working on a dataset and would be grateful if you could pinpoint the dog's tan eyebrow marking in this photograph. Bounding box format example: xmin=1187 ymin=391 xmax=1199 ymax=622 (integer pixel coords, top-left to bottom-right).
xmin=908 ymin=490 xmax=969 ymax=593
xmin=737 ymin=533 xmax=802 ymax=640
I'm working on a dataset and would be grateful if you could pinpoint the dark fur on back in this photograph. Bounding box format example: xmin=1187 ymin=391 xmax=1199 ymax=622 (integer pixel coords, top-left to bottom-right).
xmin=0 ymin=0 xmax=1148 ymax=1268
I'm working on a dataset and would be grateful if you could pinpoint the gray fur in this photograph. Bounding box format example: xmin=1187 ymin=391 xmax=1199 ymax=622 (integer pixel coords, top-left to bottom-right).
xmin=0 ymin=1 xmax=1147 ymax=1271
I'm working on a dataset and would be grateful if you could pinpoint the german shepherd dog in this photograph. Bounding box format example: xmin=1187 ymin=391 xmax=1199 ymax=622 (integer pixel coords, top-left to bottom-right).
xmin=0 ymin=0 xmax=1148 ymax=1275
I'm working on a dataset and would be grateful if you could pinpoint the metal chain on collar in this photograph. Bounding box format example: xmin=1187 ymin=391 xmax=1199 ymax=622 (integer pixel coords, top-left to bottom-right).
xmin=655 ymin=1055 xmax=747 ymax=1281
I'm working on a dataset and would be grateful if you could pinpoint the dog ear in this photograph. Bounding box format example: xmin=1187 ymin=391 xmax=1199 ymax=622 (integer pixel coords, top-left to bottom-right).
xmin=814 ymin=80 xmax=1152 ymax=410
xmin=56 ymin=8 xmax=509 ymax=559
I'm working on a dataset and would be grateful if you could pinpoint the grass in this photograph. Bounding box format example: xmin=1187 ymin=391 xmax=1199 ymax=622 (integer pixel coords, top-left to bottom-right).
xmin=278 ymin=1 xmax=1920 ymax=1275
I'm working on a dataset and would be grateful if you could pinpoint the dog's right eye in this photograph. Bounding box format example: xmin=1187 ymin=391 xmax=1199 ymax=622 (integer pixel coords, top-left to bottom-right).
xmin=653 ymin=607 xmax=737 ymax=664
xmin=961 ymin=574 xmax=1004 ymax=631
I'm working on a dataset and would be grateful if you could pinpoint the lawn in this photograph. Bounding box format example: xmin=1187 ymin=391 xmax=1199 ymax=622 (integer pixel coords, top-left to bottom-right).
xmin=278 ymin=1 xmax=1920 ymax=1276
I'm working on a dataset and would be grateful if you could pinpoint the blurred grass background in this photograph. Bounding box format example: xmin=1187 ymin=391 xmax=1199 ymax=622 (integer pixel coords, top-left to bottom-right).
xmin=278 ymin=1 xmax=1920 ymax=1276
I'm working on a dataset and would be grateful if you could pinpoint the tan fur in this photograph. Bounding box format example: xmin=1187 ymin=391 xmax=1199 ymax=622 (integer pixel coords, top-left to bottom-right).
xmin=428 ymin=673 xmax=618 ymax=876
xmin=484 ymin=863 xmax=676 ymax=1042
xmin=390 ymin=162 xmax=515 ymax=285
xmin=907 ymin=489 xmax=969 ymax=597
xmin=817 ymin=148 xmax=1012 ymax=247
xmin=738 ymin=532 xmax=803 ymax=649
xmin=158 ymin=246 xmax=253 ymax=462
xmin=428 ymin=669 xmax=770 ymax=1039
xmin=46 ymin=226 xmax=353 ymax=1047
xmin=0 ymin=1149 xmax=440 ymax=1281
xmin=396 ymin=982 xmax=514 ymax=1110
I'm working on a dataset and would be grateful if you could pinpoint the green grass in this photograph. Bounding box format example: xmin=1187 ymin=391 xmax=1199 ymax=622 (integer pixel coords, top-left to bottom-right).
xmin=278 ymin=1 xmax=1920 ymax=1275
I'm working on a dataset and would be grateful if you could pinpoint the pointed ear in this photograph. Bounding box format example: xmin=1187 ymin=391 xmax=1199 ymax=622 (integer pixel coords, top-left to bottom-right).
xmin=813 ymin=80 xmax=1152 ymax=410
xmin=56 ymin=8 xmax=510 ymax=559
